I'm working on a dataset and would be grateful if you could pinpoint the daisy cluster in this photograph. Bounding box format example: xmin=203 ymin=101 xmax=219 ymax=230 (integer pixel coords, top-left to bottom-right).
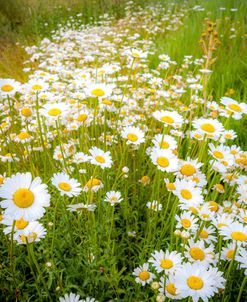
xmin=0 ymin=1 xmax=246 ymax=301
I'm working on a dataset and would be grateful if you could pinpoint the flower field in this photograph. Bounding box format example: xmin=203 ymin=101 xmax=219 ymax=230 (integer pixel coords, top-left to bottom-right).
xmin=0 ymin=1 xmax=247 ymax=301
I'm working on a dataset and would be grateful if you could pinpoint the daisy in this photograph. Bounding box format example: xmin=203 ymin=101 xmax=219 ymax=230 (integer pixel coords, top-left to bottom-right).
xmin=51 ymin=172 xmax=82 ymax=197
xmin=40 ymin=102 xmax=69 ymax=120
xmin=221 ymin=96 xmax=247 ymax=119
xmin=149 ymin=250 xmax=182 ymax=274
xmin=219 ymin=222 xmax=247 ymax=246
xmin=235 ymin=247 xmax=247 ymax=275
xmin=139 ymin=175 xmax=150 ymax=186
xmin=176 ymin=158 xmax=203 ymax=178
xmin=192 ymin=118 xmax=224 ymax=139
xmin=208 ymin=143 xmax=233 ymax=162
xmin=121 ymin=126 xmax=145 ymax=145
xmin=150 ymin=147 xmax=178 ymax=172
xmin=86 ymin=83 xmax=113 ymax=98
xmin=74 ymin=110 xmax=93 ymax=127
xmin=81 ymin=297 xmax=98 ymax=302
xmin=184 ymin=239 xmax=216 ymax=267
xmin=132 ymin=263 xmax=155 ymax=286
xmin=59 ymin=292 xmax=83 ymax=302
xmin=0 ymin=172 xmax=50 ymax=221
xmin=1 ymin=216 xmax=30 ymax=235
xmin=146 ymin=200 xmax=162 ymax=211
xmin=196 ymin=225 xmax=217 ymax=244
xmin=104 ymin=191 xmax=123 ymax=206
xmin=159 ymin=275 xmax=183 ymax=300
xmin=72 ymin=152 xmax=90 ymax=164
xmin=212 ymin=213 xmax=234 ymax=230
xmin=153 ymin=110 xmax=184 ymax=128
xmin=14 ymin=131 xmax=33 ymax=144
xmin=89 ymin=147 xmax=113 ymax=169
xmin=16 ymin=221 xmax=46 ymax=244
xmin=164 ymin=178 xmax=176 ymax=192
xmin=174 ymin=179 xmax=203 ymax=207
xmin=152 ymin=134 xmax=177 ymax=150
xmin=175 ymin=211 xmax=199 ymax=231
xmin=67 ymin=203 xmax=97 ymax=212
xmin=0 ymin=78 xmax=20 ymax=96
xmin=83 ymin=178 xmax=103 ymax=192
xmin=174 ymin=262 xmax=225 ymax=302
xmin=221 ymin=242 xmax=239 ymax=261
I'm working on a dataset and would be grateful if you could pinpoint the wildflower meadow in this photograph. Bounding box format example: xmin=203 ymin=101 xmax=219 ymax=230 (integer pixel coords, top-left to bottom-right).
xmin=0 ymin=0 xmax=246 ymax=301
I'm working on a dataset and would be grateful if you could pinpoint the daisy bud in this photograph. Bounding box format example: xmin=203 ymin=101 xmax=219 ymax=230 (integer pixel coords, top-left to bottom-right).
xmin=122 ymin=166 xmax=129 ymax=173
xmin=156 ymin=293 xmax=165 ymax=302
xmin=151 ymin=281 xmax=160 ymax=290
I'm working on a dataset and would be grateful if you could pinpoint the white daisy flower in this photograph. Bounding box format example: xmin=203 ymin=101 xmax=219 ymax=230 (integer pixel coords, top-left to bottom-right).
xmin=121 ymin=126 xmax=145 ymax=145
xmin=0 ymin=172 xmax=50 ymax=221
xmin=132 ymin=263 xmax=155 ymax=286
xmin=15 ymin=221 xmax=46 ymax=244
xmin=153 ymin=110 xmax=184 ymax=128
xmin=67 ymin=203 xmax=97 ymax=212
xmin=174 ymin=262 xmax=225 ymax=302
xmin=51 ymin=172 xmax=82 ymax=197
xmin=150 ymin=147 xmax=178 ymax=172
xmin=89 ymin=147 xmax=113 ymax=169
xmin=149 ymin=249 xmax=182 ymax=274
xmin=104 ymin=191 xmax=123 ymax=206
xmin=59 ymin=292 xmax=83 ymax=302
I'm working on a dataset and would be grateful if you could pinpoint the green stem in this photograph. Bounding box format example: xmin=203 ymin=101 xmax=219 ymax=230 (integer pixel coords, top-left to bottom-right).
xmin=236 ymin=275 xmax=247 ymax=302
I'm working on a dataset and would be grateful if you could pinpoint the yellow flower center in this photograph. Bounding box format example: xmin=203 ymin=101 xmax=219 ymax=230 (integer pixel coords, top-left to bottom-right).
xmin=18 ymin=132 xmax=30 ymax=139
xmin=21 ymin=232 xmax=37 ymax=243
xmin=194 ymin=133 xmax=203 ymax=139
xmin=180 ymin=189 xmax=192 ymax=200
xmin=187 ymin=276 xmax=204 ymax=290
xmin=208 ymin=201 xmax=218 ymax=213
xmin=199 ymin=230 xmax=208 ymax=239
xmin=91 ymin=88 xmax=105 ymax=97
xmin=15 ymin=218 xmax=29 ymax=230
xmin=21 ymin=107 xmax=32 ymax=117
xmin=95 ymin=155 xmax=105 ymax=164
xmin=48 ymin=108 xmax=62 ymax=116
xmin=217 ymin=223 xmax=227 ymax=228
xmin=231 ymin=231 xmax=247 ymax=242
xmin=189 ymin=247 xmax=205 ymax=260
xmin=77 ymin=114 xmax=88 ymax=122
xmin=0 ymin=176 xmax=4 ymax=185
xmin=102 ymin=99 xmax=112 ymax=106
xmin=32 ymin=84 xmax=43 ymax=90
xmin=189 ymin=206 xmax=198 ymax=215
xmin=58 ymin=182 xmax=71 ymax=192
xmin=166 ymin=283 xmax=177 ymax=295
xmin=86 ymin=178 xmax=101 ymax=189
xmin=201 ymin=123 xmax=215 ymax=133
xmin=166 ymin=183 xmax=175 ymax=190
xmin=226 ymin=249 xmax=234 ymax=259
xmin=181 ymin=218 xmax=191 ymax=228
xmin=13 ymin=188 xmax=34 ymax=208
xmin=139 ymin=271 xmax=150 ymax=281
xmin=127 ymin=133 xmax=138 ymax=142
xmin=160 ymin=141 xmax=169 ymax=149
xmin=213 ymin=151 xmax=224 ymax=159
xmin=160 ymin=259 xmax=173 ymax=269
xmin=140 ymin=176 xmax=150 ymax=184
xmin=161 ymin=116 xmax=174 ymax=124
xmin=228 ymin=103 xmax=241 ymax=112
xmin=1 ymin=84 xmax=14 ymax=92
xmin=180 ymin=164 xmax=196 ymax=176
xmin=156 ymin=156 xmax=169 ymax=168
